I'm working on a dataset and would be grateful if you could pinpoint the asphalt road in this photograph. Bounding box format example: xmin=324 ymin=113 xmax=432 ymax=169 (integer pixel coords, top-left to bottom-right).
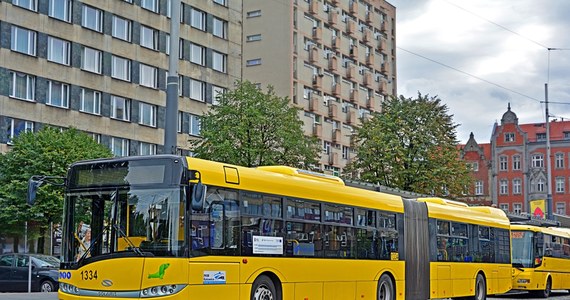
xmin=0 ymin=292 xmax=57 ymax=300
xmin=491 ymin=290 xmax=570 ymax=300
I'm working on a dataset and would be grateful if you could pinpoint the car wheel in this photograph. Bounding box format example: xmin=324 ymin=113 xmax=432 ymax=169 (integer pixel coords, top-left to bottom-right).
xmin=40 ymin=280 xmax=55 ymax=292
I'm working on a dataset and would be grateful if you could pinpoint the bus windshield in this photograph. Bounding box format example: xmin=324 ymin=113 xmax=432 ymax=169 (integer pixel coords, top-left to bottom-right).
xmin=511 ymin=230 xmax=535 ymax=268
xmin=62 ymin=187 xmax=185 ymax=265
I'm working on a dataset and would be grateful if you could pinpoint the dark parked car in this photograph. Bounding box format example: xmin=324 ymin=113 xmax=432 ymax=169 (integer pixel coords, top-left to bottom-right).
xmin=0 ymin=253 xmax=59 ymax=292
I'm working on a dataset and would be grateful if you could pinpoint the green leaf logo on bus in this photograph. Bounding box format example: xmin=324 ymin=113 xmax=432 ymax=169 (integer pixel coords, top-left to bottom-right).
xmin=148 ymin=263 xmax=170 ymax=279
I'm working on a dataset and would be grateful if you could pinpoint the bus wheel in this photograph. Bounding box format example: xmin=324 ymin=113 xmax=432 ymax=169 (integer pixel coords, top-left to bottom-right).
xmin=251 ymin=275 xmax=277 ymax=300
xmin=531 ymin=277 xmax=551 ymax=298
xmin=468 ymin=274 xmax=486 ymax=300
xmin=377 ymin=274 xmax=395 ymax=300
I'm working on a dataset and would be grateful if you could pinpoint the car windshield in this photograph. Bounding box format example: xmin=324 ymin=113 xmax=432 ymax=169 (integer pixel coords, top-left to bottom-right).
xmin=61 ymin=187 xmax=186 ymax=265
xmin=31 ymin=255 xmax=60 ymax=268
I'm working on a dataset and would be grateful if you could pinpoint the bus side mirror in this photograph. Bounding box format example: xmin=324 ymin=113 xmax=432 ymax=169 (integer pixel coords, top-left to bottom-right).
xmin=191 ymin=182 xmax=206 ymax=211
xmin=27 ymin=176 xmax=44 ymax=206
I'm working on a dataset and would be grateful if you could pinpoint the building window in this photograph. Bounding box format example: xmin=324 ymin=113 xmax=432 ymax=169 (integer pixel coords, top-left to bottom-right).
xmin=82 ymin=5 xmax=103 ymax=32
xmin=499 ymin=203 xmax=509 ymax=212
xmin=513 ymin=203 xmax=522 ymax=214
xmin=140 ymin=25 xmax=158 ymax=50
xmin=210 ymin=85 xmax=225 ymax=105
xmin=139 ymin=142 xmax=156 ymax=155
xmin=323 ymin=141 xmax=331 ymax=154
xmin=499 ymin=156 xmax=507 ymax=171
xmin=47 ymin=81 xmax=69 ymax=108
xmin=556 ymin=177 xmax=565 ymax=193
xmin=475 ymin=181 xmax=483 ymax=195
xmin=13 ymin=0 xmax=38 ymax=11
xmin=49 ymin=0 xmax=72 ymax=22
xmin=556 ymin=153 xmax=564 ymax=169
xmin=110 ymin=137 xmax=129 ymax=157
xmin=342 ymin=146 xmax=350 ymax=160
xmin=556 ymin=202 xmax=566 ymax=215
xmin=246 ymin=58 xmax=262 ymax=66
xmin=536 ymin=133 xmax=546 ymax=141
xmin=213 ymin=0 xmax=227 ymax=6
xmin=10 ymin=71 xmax=35 ymax=101
xmin=47 ymin=36 xmax=70 ymax=65
xmin=80 ymin=89 xmax=101 ymax=115
xmin=110 ymin=95 xmax=130 ymax=121
xmin=139 ymin=102 xmax=157 ymax=127
xmin=532 ymin=154 xmax=544 ymax=168
xmin=112 ymin=15 xmax=132 ymax=42
xmin=536 ymin=178 xmax=545 ymax=193
xmin=513 ymin=179 xmax=521 ymax=195
xmin=190 ymin=43 xmax=205 ymax=65
xmin=504 ymin=132 xmax=515 ymax=142
xmin=11 ymin=26 xmax=36 ymax=56
xmin=189 ymin=78 xmax=205 ymax=102
xmin=189 ymin=113 xmax=201 ymax=136
xmin=190 ymin=8 xmax=206 ymax=30
xmin=6 ymin=119 xmax=34 ymax=144
xmin=247 ymin=10 xmax=261 ymax=18
xmin=82 ymin=47 xmax=102 ymax=74
xmin=499 ymin=179 xmax=508 ymax=195
xmin=141 ymin=0 xmax=158 ymax=13
xmin=246 ymin=34 xmax=262 ymax=42
xmin=139 ymin=64 xmax=157 ymax=88
xmin=512 ymin=155 xmax=521 ymax=170
xmin=471 ymin=162 xmax=479 ymax=172
xmin=112 ymin=55 xmax=131 ymax=81
xmin=212 ymin=51 xmax=227 ymax=73
xmin=213 ymin=17 xmax=227 ymax=39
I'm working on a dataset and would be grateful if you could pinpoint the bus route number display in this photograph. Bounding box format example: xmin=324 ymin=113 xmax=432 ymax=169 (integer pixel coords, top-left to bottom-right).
xmin=252 ymin=236 xmax=284 ymax=255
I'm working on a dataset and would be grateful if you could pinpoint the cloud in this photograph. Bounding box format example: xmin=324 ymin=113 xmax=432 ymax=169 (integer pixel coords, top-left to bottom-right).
xmin=389 ymin=0 xmax=570 ymax=143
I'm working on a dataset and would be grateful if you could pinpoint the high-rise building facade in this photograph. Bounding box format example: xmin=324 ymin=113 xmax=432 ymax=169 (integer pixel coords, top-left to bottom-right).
xmin=0 ymin=0 xmax=242 ymax=155
xmin=242 ymin=0 xmax=397 ymax=174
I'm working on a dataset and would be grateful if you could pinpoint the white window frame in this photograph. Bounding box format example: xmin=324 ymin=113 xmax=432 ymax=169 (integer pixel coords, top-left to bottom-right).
xmin=504 ymin=132 xmax=515 ymax=142
xmin=556 ymin=177 xmax=565 ymax=193
xmin=80 ymin=88 xmax=101 ymax=115
xmin=49 ymin=0 xmax=72 ymax=22
xmin=475 ymin=181 xmax=483 ymax=195
xmin=112 ymin=55 xmax=131 ymax=81
xmin=499 ymin=156 xmax=508 ymax=171
xmin=47 ymin=36 xmax=70 ymax=65
xmin=190 ymin=43 xmax=205 ymax=65
xmin=110 ymin=137 xmax=129 ymax=157
xmin=189 ymin=78 xmax=205 ymax=102
xmin=189 ymin=113 xmax=201 ymax=136
xmin=82 ymin=5 xmax=103 ymax=32
xmin=47 ymin=81 xmax=69 ymax=108
xmin=211 ymin=85 xmax=225 ymax=105
xmin=556 ymin=202 xmax=566 ymax=215
xmin=555 ymin=153 xmax=564 ymax=169
xmin=6 ymin=119 xmax=34 ymax=145
xmin=499 ymin=179 xmax=508 ymax=195
xmin=10 ymin=71 xmax=35 ymax=101
xmin=499 ymin=203 xmax=509 ymax=212
xmin=213 ymin=0 xmax=227 ymax=6
xmin=512 ymin=155 xmax=521 ymax=170
xmin=191 ymin=8 xmax=206 ymax=30
xmin=140 ymin=25 xmax=158 ymax=50
xmin=110 ymin=95 xmax=130 ymax=121
xmin=139 ymin=102 xmax=157 ymax=127
xmin=513 ymin=203 xmax=522 ymax=214
xmin=513 ymin=179 xmax=521 ymax=195
xmin=532 ymin=154 xmax=544 ymax=168
xmin=213 ymin=17 xmax=227 ymax=39
xmin=247 ymin=10 xmax=261 ymax=18
xmin=212 ymin=51 xmax=227 ymax=73
xmin=537 ymin=178 xmax=545 ymax=192
xmin=112 ymin=15 xmax=132 ymax=42
xmin=139 ymin=142 xmax=157 ymax=155
xmin=141 ymin=0 xmax=158 ymax=13
xmin=246 ymin=34 xmax=262 ymax=42
xmin=14 ymin=0 xmax=38 ymax=11
xmin=139 ymin=64 xmax=158 ymax=88
xmin=82 ymin=47 xmax=102 ymax=74
xmin=11 ymin=26 xmax=36 ymax=56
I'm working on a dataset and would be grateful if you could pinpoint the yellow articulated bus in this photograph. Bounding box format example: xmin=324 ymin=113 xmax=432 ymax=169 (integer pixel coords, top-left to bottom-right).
xmin=35 ymin=155 xmax=511 ymax=300
xmin=511 ymin=224 xmax=570 ymax=297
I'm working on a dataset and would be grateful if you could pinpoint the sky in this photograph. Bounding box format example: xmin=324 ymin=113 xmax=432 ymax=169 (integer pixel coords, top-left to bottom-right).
xmin=387 ymin=0 xmax=570 ymax=144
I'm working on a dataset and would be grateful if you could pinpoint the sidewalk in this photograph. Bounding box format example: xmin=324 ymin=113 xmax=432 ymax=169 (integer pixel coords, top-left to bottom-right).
xmin=0 ymin=292 xmax=57 ymax=300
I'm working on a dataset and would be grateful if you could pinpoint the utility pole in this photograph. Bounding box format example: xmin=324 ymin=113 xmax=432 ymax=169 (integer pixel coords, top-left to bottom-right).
xmin=163 ymin=0 xmax=181 ymax=155
xmin=545 ymin=83 xmax=553 ymax=220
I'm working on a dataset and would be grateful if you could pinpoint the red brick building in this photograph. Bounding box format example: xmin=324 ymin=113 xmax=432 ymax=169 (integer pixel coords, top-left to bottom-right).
xmin=461 ymin=104 xmax=570 ymax=216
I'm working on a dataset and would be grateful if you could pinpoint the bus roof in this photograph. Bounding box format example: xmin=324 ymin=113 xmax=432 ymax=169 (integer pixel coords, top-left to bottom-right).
xmin=418 ymin=197 xmax=510 ymax=228
xmin=511 ymin=224 xmax=570 ymax=238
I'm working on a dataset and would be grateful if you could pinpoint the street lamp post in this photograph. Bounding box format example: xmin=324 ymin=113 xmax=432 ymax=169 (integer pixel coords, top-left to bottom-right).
xmin=545 ymin=83 xmax=553 ymax=220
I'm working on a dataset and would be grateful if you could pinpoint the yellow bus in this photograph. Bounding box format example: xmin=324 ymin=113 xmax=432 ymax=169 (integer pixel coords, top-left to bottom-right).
xmin=34 ymin=155 xmax=511 ymax=300
xmin=511 ymin=224 xmax=570 ymax=297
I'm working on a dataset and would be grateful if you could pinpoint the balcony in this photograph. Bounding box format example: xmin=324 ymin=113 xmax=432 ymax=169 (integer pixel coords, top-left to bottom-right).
xmin=313 ymin=123 xmax=323 ymax=137
xmin=332 ymin=128 xmax=341 ymax=143
xmin=312 ymin=26 xmax=322 ymax=41
xmin=309 ymin=46 xmax=319 ymax=63
xmin=363 ymin=29 xmax=372 ymax=43
xmin=365 ymin=11 xmax=374 ymax=24
xmin=328 ymin=11 xmax=338 ymax=25
xmin=346 ymin=65 xmax=356 ymax=79
xmin=347 ymin=19 xmax=355 ymax=34
xmin=328 ymin=55 xmax=338 ymax=71
xmin=381 ymin=22 xmax=387 ymax=33
xmin=349 ymin=89 xmax=358 ymax=102
xmin=381 ymin=62 xmax=390 ymax=75
xmin=366 ymin=95 xmax=376 ymax=111
xmin=349 ymin=1 xmax=357 ymax=14
xmin=346 ymin=109 xmax=357 ymax=125
xmin=332 ymin=36 xmax=341 ymax=50
xmin=329 ymin=103 xmax=339 ymax=118
xmin=309 ymin=0 xmax=318 ymax=14
xmin=349 ymin=45 xmax=358 ymax=59
xmin=363 ymin=72 xmax=373 ymax=87
xmin=328 ymin=152 xmax=339 ymax=166
xmin=332 ymin=83 xmax=341 ymax=96
xmin=312 ymin=74 xmax=322 ymax=89
xmin=378 ymin=39 xmax=388 ymax=53
xmin=377 ymin=80 xmax=387 ymax=94
xmin=366 ymin=53 xmax=374 ymax=67
xmin=309 ymin=96 xmax=319 ymax=112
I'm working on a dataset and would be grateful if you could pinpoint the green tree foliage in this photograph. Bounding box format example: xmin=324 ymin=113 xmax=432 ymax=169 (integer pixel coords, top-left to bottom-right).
xmin=192 ymin=80 xmax=321 ymax=168
xmin=0 ymin=127 xmax=112 ymax=252
xmin=346 ymin=93 xmax=472 ymax=198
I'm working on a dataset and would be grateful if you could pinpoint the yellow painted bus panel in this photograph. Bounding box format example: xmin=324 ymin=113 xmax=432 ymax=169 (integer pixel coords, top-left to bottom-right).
xmin=60 ymin=258 xmax=145 ymax=291
xmin=355 ymin=281 xmax=378 ymax=300
xmin=436 ymin=265 xmax=452 ymax=299
xmin=323 ymin=281 xmax=356 ymax=300
xmin=189 ymin=284 xmax=240 ymax=299
xmin=295 ymin=282 xmax=322 ymax=299
xmin=141 ymin=258 xmax=189 ymax=287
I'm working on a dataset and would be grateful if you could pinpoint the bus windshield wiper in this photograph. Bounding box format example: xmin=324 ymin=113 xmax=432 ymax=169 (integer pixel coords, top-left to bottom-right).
xmin=76 ymin=225 xmax=109 ymax=267
xmin=113 ymin=224 xmax=144 ymax=256
xmin=512 ymin=262 xmax=526 ymax=271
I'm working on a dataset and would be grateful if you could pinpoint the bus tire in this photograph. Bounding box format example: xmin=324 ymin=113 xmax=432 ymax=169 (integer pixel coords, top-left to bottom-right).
xmin=377 ymin=273 xmax=395 ymax=300
xmin=251 ymin=274 xmax=278 ymax=300
xmin=467 ymin=273 xmax=486 ymax=300
xmin=531 ymin=277 xmax=551 ymax=298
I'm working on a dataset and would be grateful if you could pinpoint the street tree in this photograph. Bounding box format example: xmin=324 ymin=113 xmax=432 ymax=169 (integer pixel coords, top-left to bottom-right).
xmin=0 ymin=127 xmax=112 ymax=253
xmin=191 ymin=80 xmax=321 ymax=168
xmin=346 ymin=93 xmax=472 ymax=198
